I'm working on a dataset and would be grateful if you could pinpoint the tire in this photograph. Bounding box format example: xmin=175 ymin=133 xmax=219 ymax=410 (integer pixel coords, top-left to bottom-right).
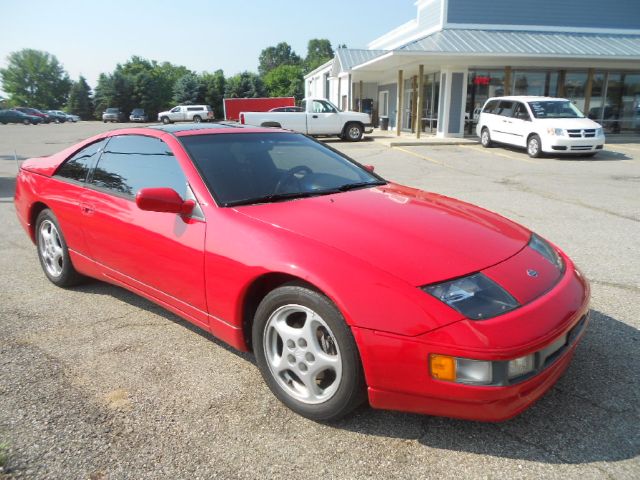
xmin=23 ymin=119 xmax=30 ymax=125
xmin=193 ymin=115 xmax=202 ymax=123
xmin=480 ymin=127 xmax=493 ymax=148
xmin=103 ymin=120 xmax=107 ymax=123
xmin=35 ymin=209 xmax=84 ymax=287
xmin=252 ymin=284 xmax=366 ymax=421
xmin=161 ymin=116 xmax=171 ymax=125
xmin=344 ymin=123 xmax=364 ymax=142
xmin=527 ymin=134 xmax=542 ymax=158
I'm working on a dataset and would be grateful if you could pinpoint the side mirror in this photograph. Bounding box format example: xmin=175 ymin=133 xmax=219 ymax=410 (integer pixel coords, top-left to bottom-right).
xmin=363 ymin=164 xmax=375 ymax=172
xmin=136 ymin=188 xmax=195 ymax=215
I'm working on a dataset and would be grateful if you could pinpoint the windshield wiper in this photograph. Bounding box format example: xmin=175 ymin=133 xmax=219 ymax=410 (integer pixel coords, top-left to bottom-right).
xmin=337 ymin=180 xmax=386 ymax=192
xmin=225 ymin=191 xmax=321 ymax=207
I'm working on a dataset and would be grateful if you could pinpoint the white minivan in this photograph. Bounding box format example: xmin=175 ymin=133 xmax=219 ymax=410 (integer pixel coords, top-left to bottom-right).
xmin=476 ymin=96 xmax=605 ymax=157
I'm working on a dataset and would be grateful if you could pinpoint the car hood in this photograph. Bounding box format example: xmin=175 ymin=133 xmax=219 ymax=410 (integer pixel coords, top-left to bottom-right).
xmin=534 ymin=117 xmax=602 ymax=129
xmin=235 ymin=183 xmax=531 ymax=286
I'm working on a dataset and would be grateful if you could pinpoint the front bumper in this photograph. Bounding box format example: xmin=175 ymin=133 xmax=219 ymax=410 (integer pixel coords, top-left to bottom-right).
xmin=364 ymin=123 xmax=374 ymax=134
xmin=353 ymin=262 xmax=590 ymax=421
xmin=543 ymin=136 xmax=605 ymax=153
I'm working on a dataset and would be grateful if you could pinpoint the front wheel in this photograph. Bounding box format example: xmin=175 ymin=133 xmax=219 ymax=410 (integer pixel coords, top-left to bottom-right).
xmin=252 ymin=284 xmax=366 ymax=421
xmin=35 ymin=209 xmax=84 ymax=287
xmin=161 ymin=116 xmax=171 ymax=125
xmin=23 ymin=119 xmax=30 ymax=125
xmin=480 ymin=128 xmax=493 ymax=148
xmin=344 ymin=123 xmax=364 ymax=142
xmin=527 ymin=134 xmax=542 ymax=158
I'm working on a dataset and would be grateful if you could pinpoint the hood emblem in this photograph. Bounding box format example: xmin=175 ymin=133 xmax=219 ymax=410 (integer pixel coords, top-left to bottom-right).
xmin=527 ymin=269 xmax=539 ymax=278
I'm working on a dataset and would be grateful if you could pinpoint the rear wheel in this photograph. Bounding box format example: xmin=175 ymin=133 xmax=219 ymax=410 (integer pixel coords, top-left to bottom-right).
xmin=35 ymin=209 xmax=84 ymax=287
xmin=527 ymin=134 xmax=542 ymax=158
xmin=252 ymin=284 xmax=365 ymax=421
xmin=23 ymin=119 xmax=30 ymax=125
xmin=193 ymin=115 xmax=202 ymax=123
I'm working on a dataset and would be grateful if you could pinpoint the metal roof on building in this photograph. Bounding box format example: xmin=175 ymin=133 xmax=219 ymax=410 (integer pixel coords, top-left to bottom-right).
xmin=334 ymin=48 xmax=388 ymax=72
xmin=399 ymin=29 xmax=640 ymax=57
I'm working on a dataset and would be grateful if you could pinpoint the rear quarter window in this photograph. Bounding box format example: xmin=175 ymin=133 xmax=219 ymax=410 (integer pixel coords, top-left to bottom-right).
xmin=55 ymin=139 xmax=108 ymax=183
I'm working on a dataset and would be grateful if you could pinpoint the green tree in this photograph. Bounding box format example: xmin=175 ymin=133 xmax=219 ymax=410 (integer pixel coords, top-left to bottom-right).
xmin=264 ymin=64 xmax=304 ymax=101
xmin=258 ymin=42 xmax=301 ymax=76
xmin=305 ymin=39 xmax=334 ymax=72
xmin=67 ymin=76 xmax=93 ymax=119
xmin=225 ymin=72 xmax=266 ymax=98
xmin=93 ymin=71 xmax=133 ymax=119
xmin=200 ymin=69 xmax=226 ymax=118
xmin=173 ymin=72 xmax=201 ymax=105
xmin=0 ymin=49 xmax=71 ymax=108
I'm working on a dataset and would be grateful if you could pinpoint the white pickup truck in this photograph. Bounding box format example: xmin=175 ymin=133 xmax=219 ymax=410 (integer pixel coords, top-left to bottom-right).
xmin=157 ymin=105 xmax=214 ymax=124
xmin=240 ymin=98 xmax=373 ymax=141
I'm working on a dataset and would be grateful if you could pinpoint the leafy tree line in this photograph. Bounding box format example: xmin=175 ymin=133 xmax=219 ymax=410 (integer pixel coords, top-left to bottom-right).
xmin=0 ymin=39 xmax=335 ymax=120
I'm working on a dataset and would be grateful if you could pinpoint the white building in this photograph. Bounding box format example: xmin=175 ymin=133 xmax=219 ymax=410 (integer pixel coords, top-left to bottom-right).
xmin=305 ymin=0 xmax=640 ymax=137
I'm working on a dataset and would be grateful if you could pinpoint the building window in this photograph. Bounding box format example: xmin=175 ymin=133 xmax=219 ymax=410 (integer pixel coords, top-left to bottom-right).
xmin=512 ymin=70 xmax=558 ymax=97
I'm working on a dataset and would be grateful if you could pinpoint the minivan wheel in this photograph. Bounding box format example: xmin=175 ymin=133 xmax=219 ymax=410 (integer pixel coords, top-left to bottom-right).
xmin=480 ymin=128 xmax=493 ymax=148
xmin=193 ymin=115 xmax=202 ymax=123
xmin=527 ymin=134 xmax=542 ymax=158
xmin=253 ymin=284 xmax=366 ymax=421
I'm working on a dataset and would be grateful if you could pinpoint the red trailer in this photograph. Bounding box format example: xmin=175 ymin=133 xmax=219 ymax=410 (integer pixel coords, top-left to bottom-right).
xmin=223 ymin=97 xmax=295 ymax=122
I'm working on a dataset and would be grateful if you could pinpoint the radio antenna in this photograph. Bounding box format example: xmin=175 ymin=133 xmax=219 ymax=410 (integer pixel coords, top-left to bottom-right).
xmin=14 ymin=150 xmax=20 ymax=171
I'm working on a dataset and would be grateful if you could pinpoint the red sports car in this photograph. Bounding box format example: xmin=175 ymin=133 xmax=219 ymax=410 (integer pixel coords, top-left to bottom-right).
xmin=14 ymin=124 xmax=590 ymax=421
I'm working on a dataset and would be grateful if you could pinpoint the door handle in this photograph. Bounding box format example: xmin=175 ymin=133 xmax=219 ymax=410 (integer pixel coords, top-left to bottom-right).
xmin=312 ymin=115 xmax=318 ymax=118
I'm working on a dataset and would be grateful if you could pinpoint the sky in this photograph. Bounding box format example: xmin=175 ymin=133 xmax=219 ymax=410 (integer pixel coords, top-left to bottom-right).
xmin=0 ymin=0 xmax=418 ymax=94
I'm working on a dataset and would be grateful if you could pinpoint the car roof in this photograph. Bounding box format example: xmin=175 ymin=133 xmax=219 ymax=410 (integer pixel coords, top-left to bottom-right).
xmin=487 ymin=96 xmax=570 ymax=102
xmin=145 ymin=123 xmax=289 ymax=136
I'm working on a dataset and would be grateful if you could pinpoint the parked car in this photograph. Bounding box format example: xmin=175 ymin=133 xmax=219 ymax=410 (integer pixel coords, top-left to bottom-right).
xmin=48 ymin=110 xmax=78 ymax=123
xmin=0 ymin=109 xmax=42 ymax=125
xmin=13 ymin=107 xmax=51 ymax=123
xmin=477 ymin=96 xmax=605 ymax=157
xmin=268 ymin=106 xmax=304 ymax=112
xmin=240 ymin=98 xmax=373 ymax=141
xmin=129 ymin=108 xmax=148 ymax=122
xmin=102 ymin=108 xmax=126 ymax=123
xmin=45 ymin=110 xmax=68 ymax=123
xmin=64 ymin=112 xmax=81 ymax=123
xmin=157 ymin=105 xmax=213 ymax=124
xmin=14 ymin=124 xmax=589 ymax=422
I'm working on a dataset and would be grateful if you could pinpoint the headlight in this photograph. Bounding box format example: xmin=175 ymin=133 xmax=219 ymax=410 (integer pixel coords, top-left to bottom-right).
xmin=528 ymin=233 xmax=564 ymax=272
xmin=430 ymin=354 xmax=493 ymax=385
xmin=507 ymin=355 xmax=535 ymax=379
xmin=547 ymin=127 xmax=565 ymax=136
xmin=422 ymin=273 xmax=519 ymax=320
xmin=596 ymin=127 xmax=604 ymax=136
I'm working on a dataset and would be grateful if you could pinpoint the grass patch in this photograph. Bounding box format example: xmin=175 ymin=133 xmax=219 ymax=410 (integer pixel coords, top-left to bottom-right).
xmin=0 ymin=440 xmax=8 ymax=468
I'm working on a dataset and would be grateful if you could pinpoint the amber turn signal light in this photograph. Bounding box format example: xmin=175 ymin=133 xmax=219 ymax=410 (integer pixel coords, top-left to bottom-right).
xmin=430 ymin=354 xmax=456 ymax=382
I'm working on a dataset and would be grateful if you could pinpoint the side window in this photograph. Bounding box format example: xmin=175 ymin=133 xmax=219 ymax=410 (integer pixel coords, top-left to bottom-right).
xmin=171 ymin=107 xmax=180 ymax=113
xmin=56 ymin=138 xmax=108 ymax=183
xmin=496 ymin=101 xmax=514 ymax=117
xmin=91 ymin=135 xmax=187 ymax=198
xmin=513 ymin=103 xmax=531 ymax=121
xmin=483 ymin=100 xmax=499 ymax=114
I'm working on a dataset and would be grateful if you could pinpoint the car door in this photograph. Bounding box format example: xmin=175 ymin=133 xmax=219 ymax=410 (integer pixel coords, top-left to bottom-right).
xmin=80 ymin=133 xmax=208 ymax=324
xmin=509 ymin=102 xmax=533 ymax=148
xmin=308 ymin=100 xmax=341 ymax=135
xmin=492 ymin=100 xmax=516 ymax=145
xmin=168 ymin=106 xmax=182 ymax=122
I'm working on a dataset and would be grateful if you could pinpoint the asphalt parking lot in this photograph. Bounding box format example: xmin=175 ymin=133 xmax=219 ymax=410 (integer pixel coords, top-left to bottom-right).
xmin=0 ymin=122 xmax=638 ymax=479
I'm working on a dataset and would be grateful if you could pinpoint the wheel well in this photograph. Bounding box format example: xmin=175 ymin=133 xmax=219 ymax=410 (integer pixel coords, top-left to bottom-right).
xmin=241 ymin=273 xmax=320 ymax=351
xmin=527 ymin=132 xmax=540 ymax=143
xmin=29 ymin=202 xmax=49 ymax=242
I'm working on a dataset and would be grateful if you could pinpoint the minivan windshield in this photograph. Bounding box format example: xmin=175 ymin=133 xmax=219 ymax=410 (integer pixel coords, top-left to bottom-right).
xmin=527 ymin=101 xmax=584 ymax=119
xmin=180 ymin=132 xmax=385 ymax=206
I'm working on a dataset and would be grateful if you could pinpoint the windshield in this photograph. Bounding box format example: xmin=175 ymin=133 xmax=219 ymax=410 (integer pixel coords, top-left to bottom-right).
xmin=180 ymin=132 xmax=385 ymax=206
xmin=527 ymin=101 xmax=584 ymax=119
xmin=106 ymin=108 xmax=119 ymax=113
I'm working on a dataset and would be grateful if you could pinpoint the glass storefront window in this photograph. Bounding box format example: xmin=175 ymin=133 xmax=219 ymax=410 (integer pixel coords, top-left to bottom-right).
xmin=466 ymin=70 xmax=505 ymax=132
xmin=512 ymin=70 xmax=558 ymax=97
